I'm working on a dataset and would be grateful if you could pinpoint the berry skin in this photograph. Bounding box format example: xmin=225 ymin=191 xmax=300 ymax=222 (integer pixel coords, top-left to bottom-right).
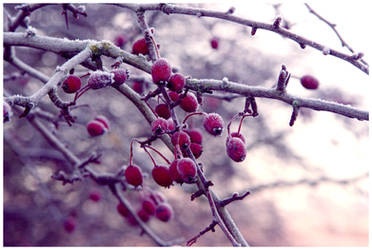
xmin=182 ymin=143 xmax=203 ymax=159
xmin=137 ymin=209 xmax=150 ymax=222
xmin=210 ymin=37 xmax=219 ymax=50
xmin=168 ymin=91 xmax=180 ymax=102
xmin=152 ymin=165 xmax=173 ymax=188
xmin=171 ymin=131 xmax=191 ymax=149
xmin=169 ymin=160 xmax=183 ymax=184
xmin=89 ymin=191 xmax=101 ymax=202
xmin=300 ymin=75 xmax=319 ymax=90
xmin=88 ymin=71 xmax=113 ymax=89
xmin=126 ymin=215 xmax=138 ymax=226
xmin=132 ymin=38 xmax=149 ymax=55
xmin=177 ymin=158 xmax=197 ymax=183
xmin=155 ymin=203 xmax=173 ymax=222
xmin=111 ymin=68 xmax=129 ymax=86
xmin=142 ymin=199 xmax=156 ymax=215
xmin=3 ymin=102 xmax=12 ymax=123
xmin=86 ymin=120 xmax=106 ymax=136
xmin=152 ymin=117 xmax=168 ymax=134
xmin=167 ymin=119 xmax=175 ymax=131
xmin=63 ymin=218 xmax=76 ymax=233
xmin=151 ymin=58 xmax=172 ymax=84
xmin=62 ymin=75 xmax=81 ymax=93
xmin=132 ymin=81 xmax=144 ymax=94
xmin=168 ymin=73 xmax=185 ymax=92
xmin=203 ymin=113 xmax=224 ymax=136
xmin=185 ymin=129 xmax=203 ymax=144
xmin=94 ymin=115 xmax=109 ymax=130
xmin=124 ymin=165 xmax=143 ymax=187
xmin=180 ymin=92 xmax=198 ymax=112
xmin=231 ymin=132 xmax=245 ymax=143
xmin=226 ymin=137 xmax=247 ymax=162
xmin=155 ymin=103 xmax=171 ymax=119
xmin=117 ymin=203 xmax=130 ymax=217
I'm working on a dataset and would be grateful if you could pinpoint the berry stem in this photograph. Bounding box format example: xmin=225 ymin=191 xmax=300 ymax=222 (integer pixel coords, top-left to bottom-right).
xmin=237 ymin=114 xmax=252 ymax=134
xmin=143 ymin=146 xmax=157 ymax=167
xmin=73 ymin=85 xmax=91 ymax=103
xmin=79 ymin=72 xmax=90 ymax=78
xmin=129 ymin=139 xmax=137 ymax=165
xmin=226 ymin=113 xmax=240 ymax=136
xmin=182 ymin=112 xmax=205 ymax=125
xmin=144 ymin=145 xmax=171 ymax=165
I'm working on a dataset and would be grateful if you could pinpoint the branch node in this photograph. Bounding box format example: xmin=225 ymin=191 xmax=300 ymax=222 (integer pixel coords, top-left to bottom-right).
xmin=289 ymin=100 xmax=300 ymax=127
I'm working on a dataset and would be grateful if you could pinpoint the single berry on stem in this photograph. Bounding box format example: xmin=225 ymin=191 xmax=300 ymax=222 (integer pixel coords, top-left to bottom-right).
xmin=231 ymin=132 xmax=245 ymax=143
xmin=117 ymin=203 xmax=130 ymax=217
xmin=62 ymin=75 xmax=81 ymax=94
xmin=169 ymin=159 xmax=183 ymax=184
xmin=142 ymin=199 xmax=156 ymax=215
xmin=300 ymin=75 xmax=319 ymax=90
xmin=94 ymin=115 xmax=109 ymax=130
xmin=152 ymin=165 xmax=173 ymax=187
xmin=182 ymin=143 xmax=203 ymax=159
xmin=151 ymin=58 xmax=172 ymax=84
xmin=226 ymin=137 xmax=247 ymax=162
xmin=132 ymin=38 xmax=149 ymax=55
xmin=124 ymin=165 xmax=143 ymax=187
xmin=171 ymin=131 xmax=191 ymax=149
xmin=167 ymin=73 xmax=185 ymax=92
xmin=111 ymin=68 xmax=129 ymax=86
xmin=155 ymin=103 xmax=171 ymax=119
xmin=185 ymin=129 xmax=203 ymax=145
xmin=137 ymin=209 xmax=150 ymax=222
xmin=180 ymin=92 xmax=198 ymax=112
xmin=203 ymin=113 xmax=224 ymax=136
xmin=177 ymin=158 xmax=197 ymax=183
xmin=86 ymin=120 xmax=106 ymax=137
xmin=155 ymin=203 xmax=173 ymax=222
xmin=168 ymin=91 xmax=180 ymax=102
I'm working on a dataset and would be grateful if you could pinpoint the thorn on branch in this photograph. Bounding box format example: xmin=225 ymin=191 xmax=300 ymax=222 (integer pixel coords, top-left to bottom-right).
xmin=219 ymin=191 xmax=250 ymax=207
xmin=299 ymin=42 xmax=306 ymax=49
xmin=273 ymin=17 xmax=282 ymax=29
xmin=289 ymin=100 xmax=300 ymax=126
xmin=187 ymin=220 xmax=218 ymax=246
xmin=226 ymin=7 xmax=235 ymax=15
xmin=251 ymin=27 xmax=257 ymax=36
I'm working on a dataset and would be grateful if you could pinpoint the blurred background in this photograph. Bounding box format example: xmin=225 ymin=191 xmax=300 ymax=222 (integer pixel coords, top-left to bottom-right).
xmin=3 ymin=2 xmax=369 ymax=246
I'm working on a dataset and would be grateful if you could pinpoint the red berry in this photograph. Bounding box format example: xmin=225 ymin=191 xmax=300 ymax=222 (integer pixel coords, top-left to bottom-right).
xmin=169 ymin=160 xmax=183 ymax=184
xmin=94 ymin=115 xmax=109 ymax=130
xmin=86 ymin=120 xmax=106 ymax=137
xmin=126 ymin=214 xmax=138 ymax=226
xmin=89 ymin=191 xmax=101 ymax=202
xmin=182 ymin=143 xmax=203 ymax=159
xmin=180 ymin=92 xmax=198 ymax=112
xmin=132 ymin=38 xmax=149 ymax=55
xmin=151 ymin=58 xmax=172 ymax=84
xmin=155 ymin=203 xmax=173 ymax=222
xmin=124 ymin=165 xmax=143 ymax=187
xmin=111 ymin=68 xmax=129 ymax=86
xmin=114 ymin=35 xmax=126 ymax=47
xmin=142 ymin=199 xmax=156 ymax=215
xmin=3 ymin=102 xmax=12 ymax=123
xmin=171 ymin=131 xmax=191 ymax=149
xmin=167 ymin=118 xmax=175 ymax=131
xmin=168 ymin=91 xmax=179 ymax=102
xmin=210 ymin=37 xmax=219 ymax=50
xmin=152 ymin=117 xmax=168 ymax=134
xmin=155 ymin=103 xmax=171 ymax=119
xmin=62 ymin=75 xmax=81 ymax=94
xmin=88 ymin=71 xmax=113 ymax=89
xmin=117 ymin=203 xmax=130 ymax=217
xmin=231 ymin=132 xmax=245 ymax=143
xmin=137 ymin=209 xmax=150 ymax=222
xmin=177 ymin=158 xmax=197 ymax=183
xmin=63 ymin=218 xmax=76 ymax=233
xmin=132 ymin=81 xmax=144 ymax=94
xmin=184 ymin=129 xmax=203 ymax=144
xmin=168 ymin=73 xmax=185 ymax=92
xmin=226 ymin=137 xmax=246 ymax=162
xmin=300 ymin=75 xmax=319 ymax=90
xmin=152 ymin=165 xmax=173 ymax=188
xmin=203 ymin=113 xmax=224 ymax=136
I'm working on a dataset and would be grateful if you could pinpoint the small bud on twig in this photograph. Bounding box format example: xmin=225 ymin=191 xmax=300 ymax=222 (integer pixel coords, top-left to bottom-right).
xmin=289 ymin=100 xmax=300 ymax=126
xmin=273 ymin=17 xmax=282 ymax=29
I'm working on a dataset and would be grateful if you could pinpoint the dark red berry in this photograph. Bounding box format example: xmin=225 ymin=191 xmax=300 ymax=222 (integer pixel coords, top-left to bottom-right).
xmin=117 ymin=203 xmax=130 ymax=217
xmin=182 ymin=143 xmax=203 ymax=159
xmin=111 ymin=68 xmax=129 ymax=86
xmin=87 ymin=71 xmax=113 ymax=89
xmin=94 ymin=115 xmax=109 ymax=130
xmin=89 ymin=191 xmax=101 ymax=202
xmin=126 ymin=214 xmax=138 ymax=226
xmin=185 ymin=129 xmax=203 ymax=144
xmin=231 ymin=132 xmax=245 ymax=143
xmin=63 ymin=218 xmax=76 ymax=233
xmin=152 ymin=165 xmax=173 ymax=188
xmin=226 ymin=137 xmax=246 ymax=162
xmin=86 ymin=120 xmax=106 ymax=137
xmin=167 ymin=118 xmax=175 ymax=131
xmin=155 ymin=103 xmax=171 ymax=119
xmin=62 ymin=75 xmax=81 ymax=93
xmin=203 ymin=113 xmax=224 ymax=136
xmin=3 ymin=102 xmax=12 ymax=123
xmin=124 ymin=165 xmax=143 ymax=187
xmin=132 ymin=38 xmax=149 ymax=55
xmin=210 ymin=37 xmax=219 ymax=50
xmin=132 ymin=81 xmax=144 ymax=94
xmin=114 ymin=35 xmax=126 ymax=47
xmin=137 ymin=209 xmax=150 ymax=222
xmin=300 ymin=75 xmax=319 ymax=90
xmin=142 ymin=199 xmax=156 ymax=215
xmin=168 ymin=73 xmax=185 ymax=92
xmin=177 ymin=158 xmax=197 ymax=183
xmin=169 ymin=160 xmax=183 ymax=184
xmin=151 ymin=58 xmax=172 ymax=84
xmin=155 ymin=203 xmax=173 ymax=222
xmin=168 ymin=91 xmax=179 ymax=102
xmin=171 ymin=131 xmax=191 ymax=149
xmin=180 ymin=92 xmax=198 ymax=112
xmin=152 ymin=117 xmax=168 ymax=134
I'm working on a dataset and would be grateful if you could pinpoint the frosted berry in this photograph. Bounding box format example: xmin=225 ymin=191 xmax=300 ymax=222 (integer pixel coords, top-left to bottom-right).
xmin=167 ymin=118 xmax=175 ymax=131
xmin=210 ymin=37 xmax=219 ymax=50
xmin=171 ymin=131 xmax=191 ymax=149
xmin=168 ymin=91 xmax=179 ymax=102
xmin=151 ymin=58 xmax=172 ymax=84
xmin=87 ymin=71 xmax=113 ymax=89
xmin=114 ymin=35 xmax=126 ymax=48
xmin=185 ymin=129 xmax=203 ymax=145
xmin=3 ymin=102 xmax=12 ymax=123
xmin=155 ymin=103 xmax=171 ymax=119
xmin=137 ymin=209 xmax=150 ymax=222
xmin=117 ymin=203 xmax=130 ymax=217
xmin=62 ymin=75 xmax=81 ymax=93
xmin=182 ymin=143 xmax=203 ymax=159
xmin=89 ymin=191 xmax=101 ymax=202
xmin=177 ymin=158 xmax=197 ymax=183
xmin=226 ymin=137 xmax=246 ymax=162
xmin=300 ymin=75 xmax=319 ymax=90
xmin=142 ymin=199 xmax=156 ymax=215
xmin=203 ymin=113 xmax=224 ymax=136
xmin=168 ymin=73 xmax=185 ymax=92
xmin=124 ymin=165 xmax=143 ymax=187
xmin=63 ymin=218 xmax=76 ymax=233
xmin=132 ymin=38 xmax=149 ymax=55
xmin=94 ymin=115 xmax=109 ymax=130
xmin=87 ymin=120 xmax=106 ymax=136
xmin=111 ymin=68 xmax=129 ymax=86
xmin=152 ymin=165 xmax=173 ymax=188
xmin=180 ymin=92 xmax=198 ymax=112
xmin=152 ymin=117 xmax=168 ymax=134
xmin=169 ymin=160 xmax=183 ymax=184
xmin=231 ymin=132 xmax=245 ymax=143
xmin=155 ymin=203 xmax=173 ymax=222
